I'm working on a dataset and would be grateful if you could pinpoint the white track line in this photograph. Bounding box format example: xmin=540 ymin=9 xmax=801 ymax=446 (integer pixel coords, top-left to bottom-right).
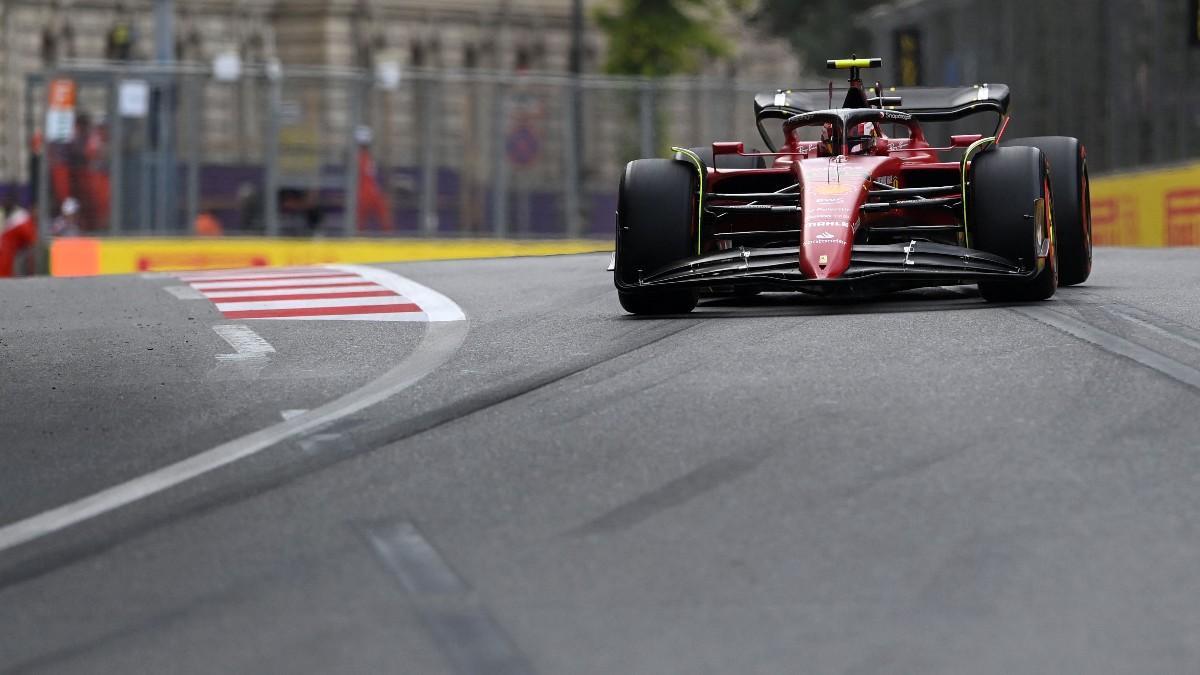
xmin=212 ymin=325 xmax=276 ymax=359
xmin=163 ymin=286 xmax=206 ymax=300
xmin=0 ymin=269 xmax=467 ymax=553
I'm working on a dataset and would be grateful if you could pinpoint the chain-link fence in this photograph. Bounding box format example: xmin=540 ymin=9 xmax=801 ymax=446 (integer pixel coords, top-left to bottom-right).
xmin=861 ymin=0 xmax=1200 ymax=174
xmin=16 ymin=62 xmax=801 ymax=241
xmin=23 ymin=0 xmax=1195 ymax=244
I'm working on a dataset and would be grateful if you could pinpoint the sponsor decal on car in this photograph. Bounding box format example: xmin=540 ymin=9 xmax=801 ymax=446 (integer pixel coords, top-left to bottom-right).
xmin=814 ymin=184 xmax=852 ymax=195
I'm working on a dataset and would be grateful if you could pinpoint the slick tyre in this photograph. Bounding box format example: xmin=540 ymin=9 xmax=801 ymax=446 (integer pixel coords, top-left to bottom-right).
xmin=969 ymin=146 xmax=1058 ymax=303
xmin=687 ymin=146 xmax=766 ymax=170
xmin=1007 ymin=136 xmax=1091 ymax=285
xmin=615 ymin=158 xmax=699 ymax=315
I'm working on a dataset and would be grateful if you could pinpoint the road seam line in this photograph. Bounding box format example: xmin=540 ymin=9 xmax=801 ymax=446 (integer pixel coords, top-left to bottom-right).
xmin=1013 ymin=306 xmax=1200 ymax=391
xmin=361 ymin=520 xmax=535 ymax=675
xmin=1104 ymin=308 xmax=1200 ymax=352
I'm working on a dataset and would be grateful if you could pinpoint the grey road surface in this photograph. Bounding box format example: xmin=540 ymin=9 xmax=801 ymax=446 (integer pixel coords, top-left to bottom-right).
xmin=2 ymin=248 xmax=1200 ymax=674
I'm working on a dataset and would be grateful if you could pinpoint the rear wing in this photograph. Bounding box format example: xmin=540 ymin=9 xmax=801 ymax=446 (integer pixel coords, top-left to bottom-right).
xmin=753 ymin=84 xmax=1010 ymax=150
xmin=754 ymin=84 xmax=1011 ymax=121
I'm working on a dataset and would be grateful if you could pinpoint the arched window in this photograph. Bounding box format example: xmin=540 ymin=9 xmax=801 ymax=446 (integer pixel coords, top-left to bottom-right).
xmin=175 ymin=8 xmax=203 ymax=62
xmin=42 ymin=11 xmax=76 ymax=65
xmin=515 ymin=45 xmax=531 ymax=72
xmin=106 ymin=4 xmax=135 ymax=61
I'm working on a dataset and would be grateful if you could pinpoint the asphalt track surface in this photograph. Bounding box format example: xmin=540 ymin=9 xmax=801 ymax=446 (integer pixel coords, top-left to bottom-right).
xmin=2 ymin=248 xmax=1200 ymax=674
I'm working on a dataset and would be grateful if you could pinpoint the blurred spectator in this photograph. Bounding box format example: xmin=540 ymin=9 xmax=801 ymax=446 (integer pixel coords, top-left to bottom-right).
xmin=279 ymin=189 xmax=324 ymax=235
xmin=237 ymin=182 xmax=262 ymax=231
xmin=52 ymin=198 xmax=81 ymax=237
xmin=0 ymin=193 xmax=37 ymax=277
xmin=29 ymin=129 xmax=44 ymax=211
xmin=49 ymin=138 xmax=72 ymax=216
xmin=67 ymin=114 xmax=94 ymax=231
xmin=47 ymin=112 xmax=105 ymax=232
xmin=194 ymin=211 xmax=224 ymax=237
xmin=304 ymin=190 xmax=325 ymax=235
xmin=83 ymin=115 xmax=111 ymax=231
xmin=355 ymin=126 xmax=392 ymax=232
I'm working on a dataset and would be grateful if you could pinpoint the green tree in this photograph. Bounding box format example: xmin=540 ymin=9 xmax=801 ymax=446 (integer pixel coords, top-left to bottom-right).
xmin=596 ymin=0 xmax=742 ymax=76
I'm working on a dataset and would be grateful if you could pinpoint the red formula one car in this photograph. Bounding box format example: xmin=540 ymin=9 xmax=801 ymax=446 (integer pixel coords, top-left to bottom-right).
xmin=614 ymin=57 xmax=1092 ymax=314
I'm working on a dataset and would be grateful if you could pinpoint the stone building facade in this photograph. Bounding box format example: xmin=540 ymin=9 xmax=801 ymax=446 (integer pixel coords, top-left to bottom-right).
xmin=0 ymin=0 xmax=805 ymax=188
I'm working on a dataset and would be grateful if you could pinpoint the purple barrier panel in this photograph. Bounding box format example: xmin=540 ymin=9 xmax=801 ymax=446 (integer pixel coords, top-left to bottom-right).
xmin=588 ymin=193 xmax=618 ymax=238
xmin=528 ymin=192 xmax=563 ymax=236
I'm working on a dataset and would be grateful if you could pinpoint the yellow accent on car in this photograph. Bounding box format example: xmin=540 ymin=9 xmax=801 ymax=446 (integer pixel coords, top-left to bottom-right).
xmin=671 ymin=146 xmax=707 ymax=255
xmin=960 ymin=136 xmax=998 ymax=248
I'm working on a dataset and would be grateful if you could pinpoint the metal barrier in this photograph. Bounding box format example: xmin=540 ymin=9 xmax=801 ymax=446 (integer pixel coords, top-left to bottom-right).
xmin=860 ymin=0 xmax=1200 ymax=174
xmin=18 ymin=62 xmax=798 ymax=243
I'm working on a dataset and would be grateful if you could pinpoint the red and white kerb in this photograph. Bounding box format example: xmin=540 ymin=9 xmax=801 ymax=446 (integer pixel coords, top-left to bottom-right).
xmin=176 ymin=264 xmax=465 ymax=322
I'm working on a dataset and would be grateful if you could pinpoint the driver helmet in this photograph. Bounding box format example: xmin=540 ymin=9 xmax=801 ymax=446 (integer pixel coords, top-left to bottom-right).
xmin=820 ymin=122 xmax=839 ymax=155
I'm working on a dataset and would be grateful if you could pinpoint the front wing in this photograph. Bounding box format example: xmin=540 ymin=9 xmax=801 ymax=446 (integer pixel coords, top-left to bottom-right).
xmin=617 ymin=241 xmax=1039 ymax=296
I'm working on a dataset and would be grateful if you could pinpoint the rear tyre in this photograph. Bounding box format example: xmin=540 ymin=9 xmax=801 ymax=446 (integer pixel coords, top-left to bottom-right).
xmin=1007 ymin=136 xmax=1091 ymax=285
xmin=969 ymin=146 xmax=1058 ymax=302
xmin=687 ymin=146 xmax=766 ymax=170
xmin=615 ymin=159 xmax=699 ymax=315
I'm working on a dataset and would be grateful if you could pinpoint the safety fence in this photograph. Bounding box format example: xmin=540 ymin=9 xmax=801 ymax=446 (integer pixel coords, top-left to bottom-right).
xmin=9 ymin=49 xmax=1200 ymax=279
xmin=11 ymin=61 xmax=794 ymax=246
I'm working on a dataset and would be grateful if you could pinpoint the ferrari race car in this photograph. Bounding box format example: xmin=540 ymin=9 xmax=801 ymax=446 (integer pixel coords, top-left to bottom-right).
xmin=613 ymin=57 xmax=1092 ymax=315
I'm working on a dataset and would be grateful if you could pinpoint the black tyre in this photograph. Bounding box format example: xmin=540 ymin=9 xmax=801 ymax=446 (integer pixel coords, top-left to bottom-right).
xmin=687 ymin=146 xmax=766 ymax=170
xmin=1006 ymin=136 xmax=1091 ymax=285
xmin=615 ymin=159 xmax=699 ymax=315
xmin=969 ymin=146 xmax=1058 ymax=302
